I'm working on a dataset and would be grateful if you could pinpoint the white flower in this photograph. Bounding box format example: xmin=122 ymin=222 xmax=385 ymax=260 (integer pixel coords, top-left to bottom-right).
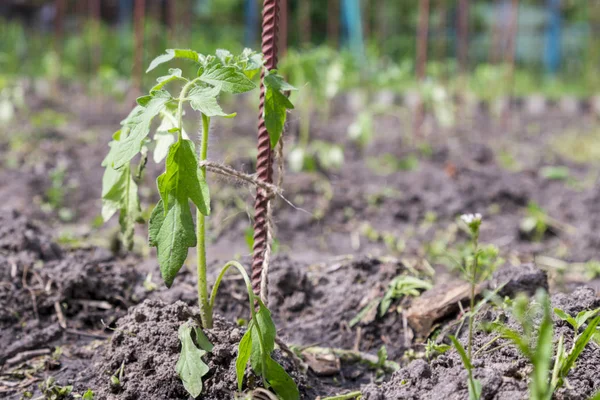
xmin=460 ymin=213 xmax=482 ymax=225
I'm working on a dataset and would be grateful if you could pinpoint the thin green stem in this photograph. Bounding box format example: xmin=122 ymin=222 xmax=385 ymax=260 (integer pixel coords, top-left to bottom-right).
xmin=175 ymin=77 xmax=211 ymax=328
xmin=197 ymin=113 xmax=211 ymax=328
xmin=210 ymin=260 xmax=268 ymax=384
xmin=320 ymin=391 xmax=362 ymax=400
xmin=468 ymin=233 xmax=479 ymax=360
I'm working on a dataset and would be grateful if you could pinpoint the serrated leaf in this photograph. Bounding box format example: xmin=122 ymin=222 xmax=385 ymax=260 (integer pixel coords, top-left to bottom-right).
xmin=264 ymin=72 xmax=295 ymax=148
xmin=250 ymin=303 xmax=276 ymax=372
xmin=199 ymin=64 xmax=256 ymax=94
xmin=236 ymin=326 xmax=253 ymax=391
xmin=148 ymin=199 xmax=196 ymax=287
xmin=151 ymin=68 xmax=184 ymax=92
xmin=215 ymin=49 xmax=233 ymax=65
xmin=157 ymin=139 xmax=210 ymax=216
xmin=238 ymin=304 xmax=299 ymax=400
xmin=112 ymin=91 xmax=172 ymax=168
xmin=265 ymin=355 xmax=300 ymax=400
xmin=194 ymin=327 xmax=214 ymax=352
xmin=101 ymin=163 xmax=141 ymax=250
xmin=147 ymin=49 xmax=199 ymax=72
xmin=264 ymin=71 xmax=297 ymax=92
xmin=153 ymin=111 xmax=189 ymax=163
xmin=153 ymin=131 xmax=176 ymax=164
xmin=176 ymin=324 xmax=209 ymax=398
xmin=188 ymin=86 xmax=235 ymax=117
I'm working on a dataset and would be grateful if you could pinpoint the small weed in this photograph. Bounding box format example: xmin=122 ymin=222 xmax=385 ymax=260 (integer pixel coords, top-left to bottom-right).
xmin=520 ymin=202 xmax=573 ymax=241
xmin=539 ymin=166 xmax=570 ymax=181
xmin=424 ymin=339 xmax=451 ymax=361
xmin=489 ymin=291 xmax=600 ymax=400
xmin=359 ymin=223 xmax=405 ymax=254
xmin=350 ymin=273 xmax=431 ymax=327
xmin=448 ymin=213 xmax=497 ymax=400
xmin=288 ymin=140 xmax=344 ymax=173
xmin=38 ymin=377 xmax=73 ymax=400
xmin=366 ymin=153 xmax=419 ymax=175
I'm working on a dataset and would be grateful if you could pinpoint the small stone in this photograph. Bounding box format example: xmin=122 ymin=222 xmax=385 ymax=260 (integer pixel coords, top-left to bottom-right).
xmin=407 ymin=359 xmax=432 ymax=380
xmin=490 ymin=263 xmax=548 ymax=298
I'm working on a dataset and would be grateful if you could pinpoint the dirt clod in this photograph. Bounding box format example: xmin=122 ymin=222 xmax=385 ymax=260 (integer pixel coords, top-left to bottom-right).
xmin=87 ymin=299 xmax=313 ymax=400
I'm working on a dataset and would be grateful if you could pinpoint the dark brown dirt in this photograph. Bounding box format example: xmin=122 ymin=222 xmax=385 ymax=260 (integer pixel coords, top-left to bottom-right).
xmin=361 ymin=285 xmax=600 ymax=400
xmin=2 ymin=86 xmax=600 ymax=399
xmin=0 ymin=210 xmax=140 ymax=360
xmin=84 ymin=299 xmax=315 ymax=400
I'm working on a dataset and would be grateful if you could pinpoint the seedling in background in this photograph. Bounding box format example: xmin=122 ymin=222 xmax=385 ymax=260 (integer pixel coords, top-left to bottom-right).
xmin=448 ymin=213 xmax=496 ymax=400
xmin=488 ymin=290 xmax=600 ymax=400
xmin=350 ymin=273 xmax=431 ymax=327
xmin=101 ymin=48 xmax=298 ymax=399
xmin=552 ymin=307 xmax=600 ymax=390
xmin=519 ymin=202 xmax=574 ymax=242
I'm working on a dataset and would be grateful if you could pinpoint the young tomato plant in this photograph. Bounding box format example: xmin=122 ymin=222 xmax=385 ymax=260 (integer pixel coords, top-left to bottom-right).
xmin=101 ymin=48 xmax=297 ymax=399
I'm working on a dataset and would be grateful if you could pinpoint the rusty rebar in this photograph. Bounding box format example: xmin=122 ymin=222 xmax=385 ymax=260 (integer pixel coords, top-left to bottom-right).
xmin=252 ymin=0 xmax=280 ymax=297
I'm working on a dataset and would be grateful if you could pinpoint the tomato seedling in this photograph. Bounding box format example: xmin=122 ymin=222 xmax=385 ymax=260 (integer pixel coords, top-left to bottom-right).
xmin=102 ymin=48 xmax=298 ymax=399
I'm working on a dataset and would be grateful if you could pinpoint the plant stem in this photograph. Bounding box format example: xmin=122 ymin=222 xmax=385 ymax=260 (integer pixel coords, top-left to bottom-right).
xmin=210 ymin=260 xmax=268 ymax=383
xmin=320 ymin=391 xmax=362 ymax=400
xmin=468 ymin=232 xmax=479 ymax=360
xmin=175 ymin=78 xmax=212 ymax=328
xmin=197 ymin=113 xmax=211 ymax=328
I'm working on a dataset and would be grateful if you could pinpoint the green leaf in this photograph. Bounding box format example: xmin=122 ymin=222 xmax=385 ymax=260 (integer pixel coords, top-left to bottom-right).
xmin=264 ymin=71 xmax=295 ymax=148
xmin=148 ymin=199 xmax=196 ymax=287
xmin=153 ymin=111 xmax=189 ymax=163
xmin=531 ymin=294 xmax=553 ymax=400
xmin=188 ymin=86 xmax=236 ymax=118
xmin=589 ymin=392 xmax=600 ymax=400
xmin=540 ymin=166 xmax=570 ymax=181
xmin=194 ymin=327 xmax=214 ymax=352
xmin=468 ymin=378 xmax=482 ymax=400
xmin=153 ymin=131 xmax=175 ymax=164
xmin=349 ymin=299 xmax=379 ymax=327
xmin=493 ymin=324 xmax=533 ymax=359
xmin=81 ymin=389 xmax=94 ymax=400
xmin=176 ymin=324 xmax=209 ymax=398
xmin=199 ymin=64 xmax=256 ymax=94
xmin=575 ymin=309 xmax=600 ymax=329
xmin=377 ymin=345 xmax=388 ymax=367
xmin=265 ymin=355 xmax=300 ymax=400
xmin=264 ymin=71 xmax=297 ymax=92
xmin=236 ymin=326 xmax=253 ymax=391
xmin=101 ymin=163 xmax=141 ymax=250
xmin=151 ymin=68 xmax=185 ymax=92
xmin=560 ymin=314 xmax=600 ymax=380
xmin=551 ymin=334 xmax=565 ymax=390
xmin=112 ymin=91 xmax=172 ymax=168
xmin=554 ymin=308 xmax=578 ymax=330
xmin=157 ymin=139 xmax=210 ymax=216
xmin=449 ymin=335 xmax=473 ymax=371
xmin=147 ymin=49 xmax=199 ymax=72
xmin=250 ymin=303 xmax=276 ymax=372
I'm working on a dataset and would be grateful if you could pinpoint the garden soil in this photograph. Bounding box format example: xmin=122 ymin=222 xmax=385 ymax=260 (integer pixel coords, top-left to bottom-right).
xmin=2 ymin=89 xmax=600 ymax=398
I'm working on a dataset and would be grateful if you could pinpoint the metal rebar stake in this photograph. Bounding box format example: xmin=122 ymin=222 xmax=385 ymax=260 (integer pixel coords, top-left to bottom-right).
xmin=252 ymin=0 xmax=280 ymax=298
